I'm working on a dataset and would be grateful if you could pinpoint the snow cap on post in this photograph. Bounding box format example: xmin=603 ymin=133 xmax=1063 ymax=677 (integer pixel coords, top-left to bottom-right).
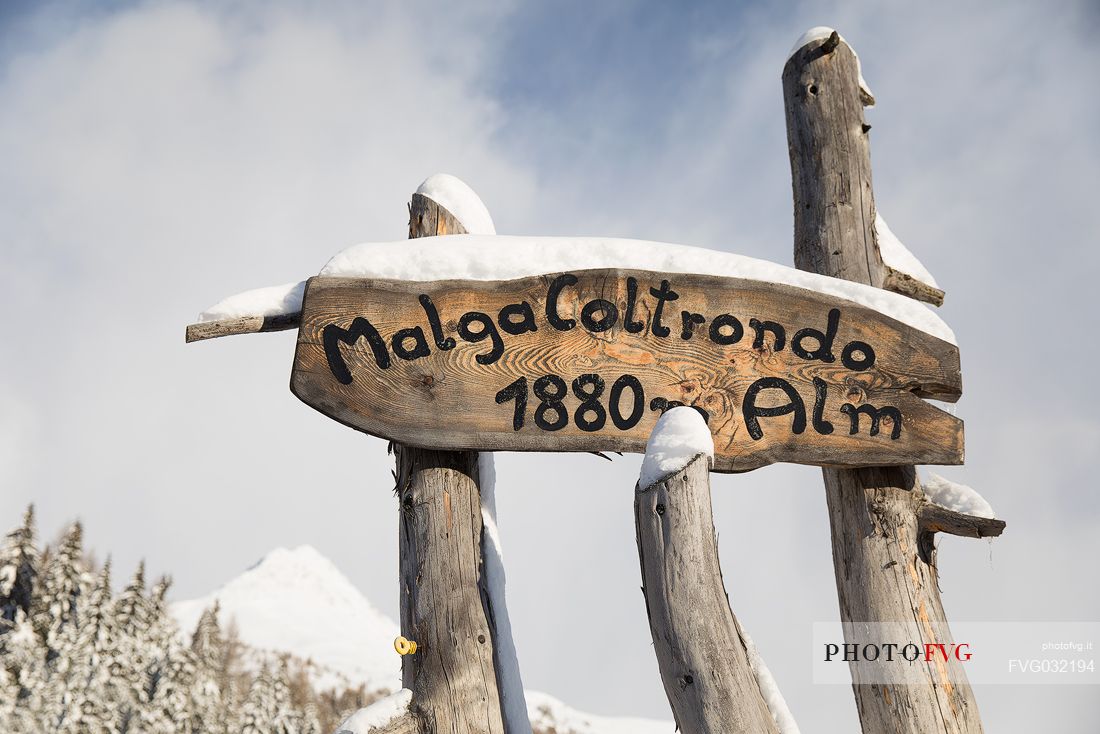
xmin=787 ymin=26 xmax=875 ymax=106
xmin=638 ymin=406 xmax=714 ymax=489
xmin=415 ymin=174 xmax=496 ymax=235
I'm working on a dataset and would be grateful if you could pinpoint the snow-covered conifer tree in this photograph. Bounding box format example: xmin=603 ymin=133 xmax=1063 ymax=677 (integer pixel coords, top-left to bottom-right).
xmin=2 ymin=609 xmax=47 ymax=733
xmin=112 ymin=561 xmax=154 ymax=731
xmin=56 ymin=560 xmax=117 ymax=733
xmin=270 ymin=658 xmax=298 ymax=734
xmin=34 ymin=522 xmax=91 ymax=729
xmin=0 ymin=506 xmax=39 ymax=630
xmin=142 ymin=575 xmax=199 ymax=733
xmin=239 ymin=665 xmax=276 ymax=734
xmin=188 ymin=603 xmax=226 ymax=733
xmin=33 ymin=521 xmax=88 ymax=651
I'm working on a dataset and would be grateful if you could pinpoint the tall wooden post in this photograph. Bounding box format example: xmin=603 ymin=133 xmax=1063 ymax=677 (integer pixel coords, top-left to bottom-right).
xmin=635 ymin=454 xmax=780 ymax=734
xmin=783 ymin=33 xmax=999 ymax=732
xmin=393 ymin=194 xmax=507 ymax=733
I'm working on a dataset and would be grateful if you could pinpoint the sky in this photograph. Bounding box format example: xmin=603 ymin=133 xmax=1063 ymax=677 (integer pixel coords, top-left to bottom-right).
xmin=1 ymin=0 xmax=1099 ymax=731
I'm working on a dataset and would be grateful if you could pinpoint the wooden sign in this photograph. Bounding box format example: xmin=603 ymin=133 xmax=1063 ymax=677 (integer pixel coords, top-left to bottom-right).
xmin=290 ymin=269 xmax=962 ymax=472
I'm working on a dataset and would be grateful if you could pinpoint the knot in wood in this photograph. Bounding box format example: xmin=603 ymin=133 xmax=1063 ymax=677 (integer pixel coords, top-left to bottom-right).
xmin=655 ymin=503 xmax=666 ymax=516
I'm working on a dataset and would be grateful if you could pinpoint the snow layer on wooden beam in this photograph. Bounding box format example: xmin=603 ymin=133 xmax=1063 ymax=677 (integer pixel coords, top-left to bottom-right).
xmin=477 ymin=452 xmax=531 ymax=734
xmin=923 ymin=472 xmax=996 ymax=519
xmin=740 ymin=626 xmax=801 ymax=734
xmin=198 ymin=281 xmax=306 ymax=323
xmin=875 ymin=213 xmax=940 ymax=290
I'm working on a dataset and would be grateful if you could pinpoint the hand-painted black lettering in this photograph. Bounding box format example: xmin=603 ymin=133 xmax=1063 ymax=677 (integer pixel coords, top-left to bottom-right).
xmin=649 ymin=397 xmax=684 ymax=414
xmin=323 ymin=318 xmax=390 ymax=385
xmin=840 ymin=403 xmax=901 ymax=439
xmin=392 ymin=326 xmax=431 ymax=361
xmin=749 ymin=319 xmax=786 ymax=351
xmin=742 ymin=377 xmax=806 ymax=440
xmin=572 ymin=374 xmax=607 ymax=432
xmin=609 ymin=374 xmax=644 ymax=430
xmin=708 ymin=314 xmax=744 ymax=345
xmin=418 ymin=294 xmax=456 ymax=350
xmin=793 ymin=308 xmax=839 ymax=362
xmin=841 ymin=341 xmax=876 ymax=371
xmin=495 ymin=377 xmax=528 ymax=431
xmin=648 ymin=280 xmax=679 ymax=337
xmin=545 ymin=274 xmax=578 ymax=331
xmin=811 ymin=376 xmax=835 ymax=435
xmin=457 ymin=311 xmax=504 ymax=365
xmin=680 ymin=311 xmax=706 ymax=339
xmin=498 ymin=301 xmax=538 ymax=335
xmin=580 ymin=299 xmax=619 ymax=333
xmin=623 ymin=277 xmax=645 ymax=333
xmin=533 ymin=374 xmax=568 ymax=431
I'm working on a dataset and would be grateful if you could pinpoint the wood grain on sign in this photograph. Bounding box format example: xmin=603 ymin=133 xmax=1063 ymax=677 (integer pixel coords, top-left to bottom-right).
xmin=290 ymin=268 xmax=963 ymax=472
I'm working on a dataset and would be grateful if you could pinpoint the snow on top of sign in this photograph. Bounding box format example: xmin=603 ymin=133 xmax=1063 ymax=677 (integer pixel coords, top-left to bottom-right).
xmin=415 ymin=173 xmax=496 ymax=235
xmin=923 ymin=472 xmax=996 ymax=519
xmin=198 ymin=281 xmax=306 ymax=323
xmin=875 ymin=213 xmax=939 ymax=289
xmin=638 ymin=406 xmax=714 ymax=489
xmin=197 ymin=235 xmax=956 ymax=344
xmin=741 ymin=627 xmax=800 ymax=734
xmin=318 ymin=235 xmax=956 ymax=343
xmin=477 ymin=452 xmax=531 ymax=734
xmin=787 ymin=26 xmax=874 ymax=105
xmin=334 ymin=689 xmax=412 ymax=733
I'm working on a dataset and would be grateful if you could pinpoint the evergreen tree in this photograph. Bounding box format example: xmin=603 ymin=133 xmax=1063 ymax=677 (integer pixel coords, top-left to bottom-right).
xmin=270 ymin=658 xmax=297 ymax=734
xmin=34 ymin=522 xmax=91 ymax=729
xmin=33 ymin=521 xmax=88 ymax=651
xmin=3 ymin=608 xmax=47 ymax=733
xmin=189 ymin=604 xmax=226 ymax=734
xmin=0 ymin=506 xmax=38 ymax=630
xmin=142 ymin=575 xmax=198 ymax=733
xmin=114 ymin=561 xmax=150 ymax=635
xmin=58 ymin=560 xmax=118 ymax=734
xmin=239 ymin=666 xmax=277 ymax=734
xmin=113 ymin=561 xmax=153 ymax=732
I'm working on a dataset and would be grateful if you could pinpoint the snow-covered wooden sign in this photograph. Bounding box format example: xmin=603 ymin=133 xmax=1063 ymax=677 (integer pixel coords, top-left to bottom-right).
xmin=289 ymin=266 xmax=962 ymax=472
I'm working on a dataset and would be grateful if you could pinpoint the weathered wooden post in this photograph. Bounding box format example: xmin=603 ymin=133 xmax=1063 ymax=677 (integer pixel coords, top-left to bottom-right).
xmin=783 ymin=30 xmax=1005 ymax=732
xmin=389 ymin=193 xmax=509 ymax=734
xmin=634 ymin=413 xmax=781 ymax=733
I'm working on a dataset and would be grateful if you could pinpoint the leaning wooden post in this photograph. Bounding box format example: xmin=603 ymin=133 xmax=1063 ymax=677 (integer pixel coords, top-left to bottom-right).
xmin=634 ymin=409 xmax=782 ymax=734
xmin=393 ymin=194 xmax=507 ymax=733
xmin=783 ymin=31 xmax=1002 ymax=732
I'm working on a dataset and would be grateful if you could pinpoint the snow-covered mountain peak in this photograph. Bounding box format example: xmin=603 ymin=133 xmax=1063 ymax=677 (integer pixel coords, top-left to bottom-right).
xmin=172 ymin=545 xmax=400 ymax=693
